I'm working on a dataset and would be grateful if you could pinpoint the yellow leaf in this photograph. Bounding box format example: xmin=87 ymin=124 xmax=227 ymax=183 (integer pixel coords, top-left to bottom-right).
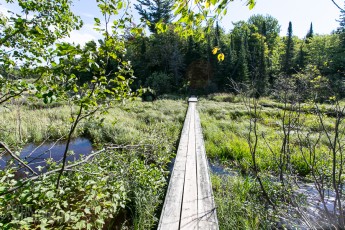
xmin=205 ymin=1 xmax=210 ymax=8
xmin=217 ymin=53 xmax=225 ymax=62
xmin=248 ymin=0 xmax=255 ymax=10
xmin=212 ymin=47 xmax=219 ymax=55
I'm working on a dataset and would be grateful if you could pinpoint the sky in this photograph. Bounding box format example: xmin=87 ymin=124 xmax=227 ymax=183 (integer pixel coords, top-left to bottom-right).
xmin=0 ymin=0 xmax=343 ymax=45
xmin=220 ymin=0 xmax=342 ymax=37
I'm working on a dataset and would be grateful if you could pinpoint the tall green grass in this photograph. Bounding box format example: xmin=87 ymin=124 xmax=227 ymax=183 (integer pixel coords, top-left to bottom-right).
xmin=198 ymin=96 xmax=344 ymax=229
xmin=0 ymin=98 xmax=187 ymax=229
xmin=212 ymin=174 xmax=274 ymax=230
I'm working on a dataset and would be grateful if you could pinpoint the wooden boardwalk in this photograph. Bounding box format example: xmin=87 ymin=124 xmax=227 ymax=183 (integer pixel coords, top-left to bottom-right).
xmin=158 ymin=97 xmax=218 ymax=230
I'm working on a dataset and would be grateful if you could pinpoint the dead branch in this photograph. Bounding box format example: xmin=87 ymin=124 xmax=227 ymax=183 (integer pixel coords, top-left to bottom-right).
xmin=106 ymin=144 xmax=155 ymax=150
xmin=0 ymin=142 xmax=38 ymax=176
xmin=26 ymin=136 xmax=52 ymax=159
xmin=0 ymin=148 xmax=106 ymax=196
xmin=331 ymin=0 xmax=344 ymax=11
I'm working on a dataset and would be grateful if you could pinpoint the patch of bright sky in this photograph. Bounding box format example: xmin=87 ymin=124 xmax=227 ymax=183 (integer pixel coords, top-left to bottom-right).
xmin=221 ymin=0 xmax=342 ymax=37
xmin=1 ymin=0 xmax=343 ymax=45
xmin=70 ymin=0 xmax=344 ymax=43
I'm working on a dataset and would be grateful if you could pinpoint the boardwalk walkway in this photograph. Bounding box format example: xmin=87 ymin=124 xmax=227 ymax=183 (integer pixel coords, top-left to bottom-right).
xmin=158 ymin=97 xmax=218 ymax=230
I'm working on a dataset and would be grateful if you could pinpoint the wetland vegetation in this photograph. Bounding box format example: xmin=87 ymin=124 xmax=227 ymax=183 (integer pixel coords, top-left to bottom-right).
xmin=1 ymin=0 xmax=345 ymax=229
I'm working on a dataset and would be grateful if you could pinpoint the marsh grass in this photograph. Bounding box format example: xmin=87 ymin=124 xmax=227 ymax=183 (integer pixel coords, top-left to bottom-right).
xmin=198 ymin=99 xmax=339 ymax=176
xmin=0 ymin=99 xmax=186 ymax=146
xmin=0 ymin=99 xmax=187 ymax=229
xmin=199 ymin=96 xmax=345 ymax=229
xmin=212 ymin=174 xmax=274 ymax=229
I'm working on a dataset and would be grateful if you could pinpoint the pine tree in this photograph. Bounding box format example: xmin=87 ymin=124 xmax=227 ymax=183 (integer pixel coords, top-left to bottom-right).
xmin=227 ymin=34 xmax=236 ymax=76
xmin=337 ymin=3 xmax=345 ymax=48
xmin=283 ymin=21 xmax=294 ymax=74
xmin=214 ymin=21 xmax=221 ymax=47
xmin=134 ymin=0 xmax=173 ymax=33
xmin=306 ymin=22 xmax=314 ymax=43
xmin=335 ymin=2 xmax=345 ymax=73
xmin=257 ymin=36 xmax=267 ymax=95
xmin=140 ymin=39 xmax=147 ymax=55
xmin=238 ymin=35 xmax=249 ymax=83
xmin=297 ymin=43 xmax=305 ymax=70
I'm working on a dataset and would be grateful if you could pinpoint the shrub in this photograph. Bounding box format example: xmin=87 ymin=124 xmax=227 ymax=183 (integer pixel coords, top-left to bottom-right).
xmin=145 ymin=72 xmax=173 ymax=95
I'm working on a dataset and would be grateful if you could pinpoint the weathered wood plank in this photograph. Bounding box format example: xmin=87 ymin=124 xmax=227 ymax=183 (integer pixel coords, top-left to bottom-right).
xmin=180 ymin=103 xmax=198 ymax=230
xmin=158 ymin=98 xmax=218 ymax=230
xmin=157 ymin=104 xmax=192 ymax=230
xmin=195 ymin=109 xmax=219 ymax=230
xmin=188 ymin=97 xmax=198 ymax=103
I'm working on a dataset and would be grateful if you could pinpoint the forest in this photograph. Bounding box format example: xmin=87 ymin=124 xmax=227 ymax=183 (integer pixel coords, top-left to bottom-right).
xmin=127 ymin=1 xmax=345 ymax=100
xmin=1 ymin=0 xmax=345 ymax=229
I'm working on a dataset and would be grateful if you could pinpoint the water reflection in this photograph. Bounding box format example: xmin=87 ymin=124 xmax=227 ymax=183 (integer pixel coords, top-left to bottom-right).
xmin=0 ymin=138 xmax=93 ymax=173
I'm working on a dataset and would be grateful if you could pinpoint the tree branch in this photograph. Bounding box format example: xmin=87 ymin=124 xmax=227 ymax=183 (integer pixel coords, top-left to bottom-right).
xmin=331 ymin=0 xmax=344 ymax=11
xmin=0 ymin=142 xmax=38 ymax=176
xmin=0 ymin=148 xmax=106 ymax=196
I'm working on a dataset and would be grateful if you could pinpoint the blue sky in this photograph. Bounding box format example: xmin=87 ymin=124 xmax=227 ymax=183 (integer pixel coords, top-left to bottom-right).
xmin=220 ymin=0 xmax=342 ymax=37
xmin=1 ymin=0 xmax=343 ymax=45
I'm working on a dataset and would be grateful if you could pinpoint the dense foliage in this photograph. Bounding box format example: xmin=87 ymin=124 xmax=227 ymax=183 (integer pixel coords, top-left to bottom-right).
xmin=200 ymin=94 xmax=345 ymax=228
xmin=0 ymin=100 xmax=186 ymax=229
xmin=127 ymin=13 xmax=345 ymax=98
xmin=1 ymin=0 xmax=345 ymax=228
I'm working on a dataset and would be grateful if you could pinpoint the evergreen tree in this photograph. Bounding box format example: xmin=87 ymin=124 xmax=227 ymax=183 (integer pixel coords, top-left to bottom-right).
xmin=140 ymin=39 xmax=147 ymax=55
xmin=186 ymin=36 xmax=196 ymax=65
xmin=334 ymin=2 xmax=345 ymax=73
xmin=134 ymin=0 xmax=173 ymax=33
xmin=306 ymin=22 xmax=314 ymax=43
xmin=337 ymin=3 xmax=345 ymax=48
xmin=297 ymin=23 xmax=313 ymax=70
xmin=283 ymin=21 xmax=294 ymax=74
xmin=238 ymin=35 xmax=249 ymax=83
xmin=214 ymin=22 xmax=221 ymax=47
xmin=297 ymin=43 xmax=306 ymax=70
xmin=257 ymin=36 xmax=268 ymax=95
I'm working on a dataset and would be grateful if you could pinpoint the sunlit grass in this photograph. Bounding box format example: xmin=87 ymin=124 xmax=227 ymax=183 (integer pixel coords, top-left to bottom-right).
xmin=199 ymin=95 xmax=345 ymax=229
xmin=0 ymin=98 xmax=187 ymax=229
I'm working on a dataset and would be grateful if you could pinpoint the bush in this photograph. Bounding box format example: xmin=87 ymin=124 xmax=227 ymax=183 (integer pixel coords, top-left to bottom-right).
xmin=145 ymin=72 xmax=173 ymax=95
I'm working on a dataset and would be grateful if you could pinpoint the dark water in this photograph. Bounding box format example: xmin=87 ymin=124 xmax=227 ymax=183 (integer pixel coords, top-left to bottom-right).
xmin=208 ymin=160 xmax=237 ymax=176
xmin=0 ymin=138 xmax=93 ymax=174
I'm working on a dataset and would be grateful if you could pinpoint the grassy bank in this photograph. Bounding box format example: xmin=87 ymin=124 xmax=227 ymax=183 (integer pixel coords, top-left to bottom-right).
xmin=2 ymin=94 xmax=343 ymax=229
xmin=0 ymin=98 xmax=187 ymax=229
xmin=198 ymin=97 xmax=337 ymax=176
xmin=198 ymin=94 xmax=345 ymax=229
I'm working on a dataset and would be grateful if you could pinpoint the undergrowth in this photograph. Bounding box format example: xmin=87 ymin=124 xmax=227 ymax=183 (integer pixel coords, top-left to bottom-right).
xmin=0 ymin=99 xmax=187 ymax=229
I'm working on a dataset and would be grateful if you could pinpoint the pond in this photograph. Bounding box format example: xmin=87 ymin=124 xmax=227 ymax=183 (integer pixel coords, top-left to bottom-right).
xmin=0 ymin=138 xmax=93 ymax=174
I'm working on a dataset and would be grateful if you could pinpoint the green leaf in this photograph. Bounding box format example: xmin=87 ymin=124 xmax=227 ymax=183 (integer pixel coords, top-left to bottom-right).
xmin=118 ymin=75 xmax=125 ymax=81
xmin=94 ymin=17 xmax=101 ymax=25
xmin=46 ymin=191 xmax=54 ymax=199
xmin=117 ymin=1 xmax=123 ymax=9
xmin=35 ymin=26 xmax=44 ymax=34
xmin=64 ymin=213 xmax=70 ymax=222
xmin=84 ymin=208 xmax=91 ymax=214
